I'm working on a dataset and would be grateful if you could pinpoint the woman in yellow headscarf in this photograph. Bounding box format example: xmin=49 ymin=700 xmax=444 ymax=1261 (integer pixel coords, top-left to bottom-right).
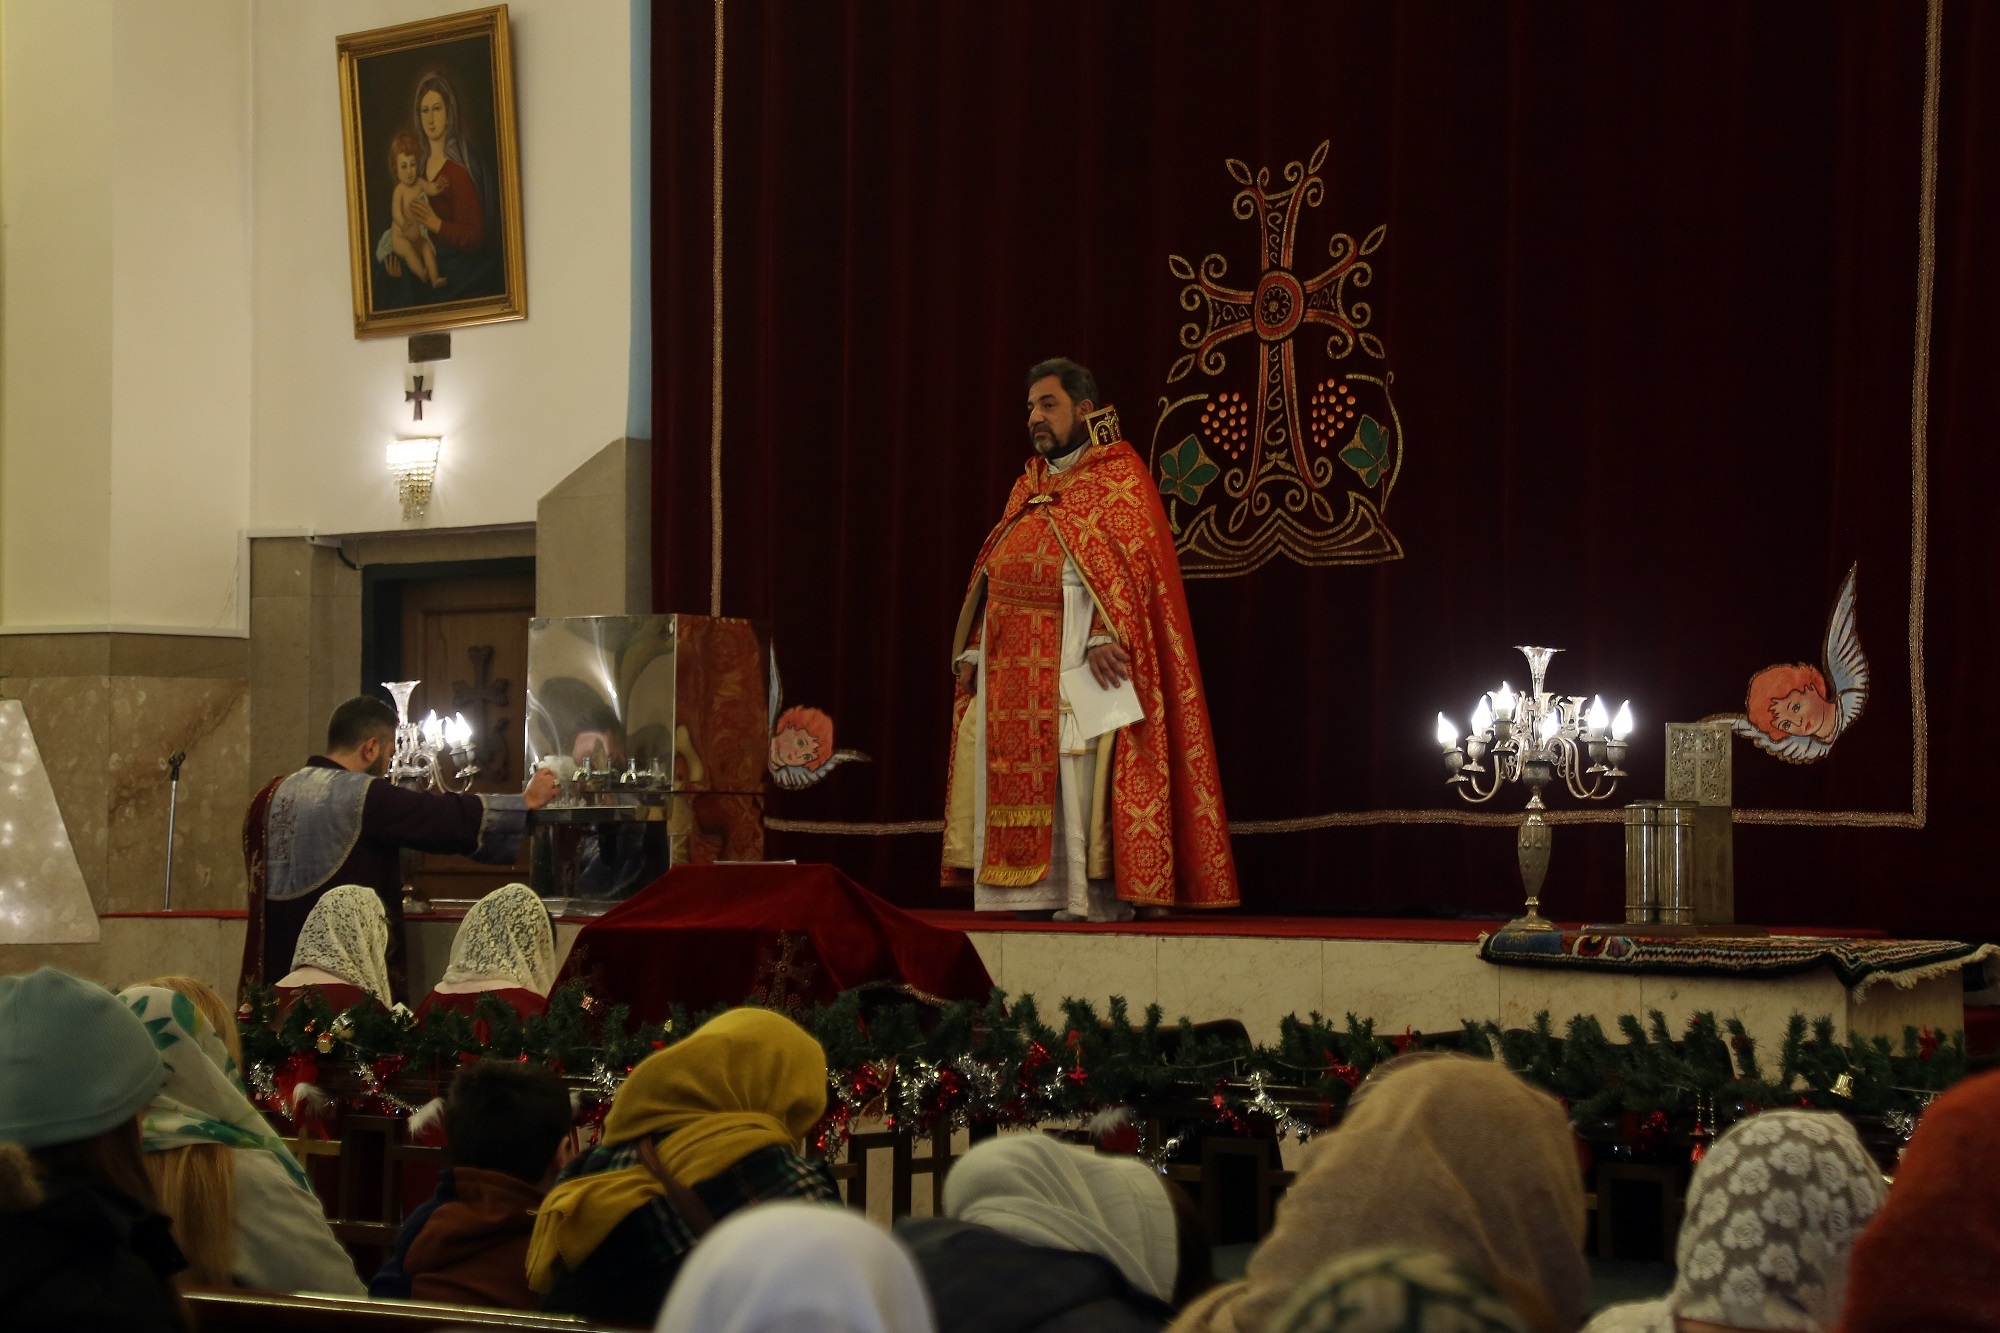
xmin=530 ymin=1008 xmax=837 ymax=1325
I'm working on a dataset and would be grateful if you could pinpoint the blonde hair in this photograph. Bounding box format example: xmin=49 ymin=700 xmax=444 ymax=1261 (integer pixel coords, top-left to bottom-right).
xmin=135 ymin=975 xmax=243 ymax=1289
xmin=145 ymin=1143 xmax=237 ymax=1289
xmin=140 ymin=975 xmax=243 ymax=1069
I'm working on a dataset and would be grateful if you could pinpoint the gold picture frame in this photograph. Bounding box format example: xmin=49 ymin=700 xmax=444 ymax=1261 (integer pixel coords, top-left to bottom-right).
xmin=336 ymin=5 xmax=526 ymax=337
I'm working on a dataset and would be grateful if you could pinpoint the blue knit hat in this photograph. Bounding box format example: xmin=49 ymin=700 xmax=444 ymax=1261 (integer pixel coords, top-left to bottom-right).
xmin=0 ymin=967 xmax=165 ymax=1149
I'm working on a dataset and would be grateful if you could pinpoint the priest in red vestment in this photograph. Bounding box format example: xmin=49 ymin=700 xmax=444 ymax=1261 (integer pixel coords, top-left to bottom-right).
xmin=240 ymin=696 xmax=557 ymax=1001
xmin=943 ymin=359 xmax=1239 ymax=920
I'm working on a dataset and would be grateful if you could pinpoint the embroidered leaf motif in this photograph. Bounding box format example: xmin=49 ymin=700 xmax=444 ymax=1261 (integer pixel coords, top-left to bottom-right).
xmin=171 ymin=991 xmax=199 ymax=1039
xmin=1339 ymin=415 xmax=1390 ymax=488
xmin=1158 ymin=435 xmax=1221 ymax=506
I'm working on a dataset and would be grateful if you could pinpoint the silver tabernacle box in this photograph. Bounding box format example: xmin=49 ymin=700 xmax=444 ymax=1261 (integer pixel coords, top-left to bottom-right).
xmin=525 ymin=615 xmax=772 ymax=904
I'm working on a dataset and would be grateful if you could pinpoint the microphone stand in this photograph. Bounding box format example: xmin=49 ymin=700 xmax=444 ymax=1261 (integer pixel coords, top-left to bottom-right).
xmin=163 ymin=750 xmax=186 ymax=909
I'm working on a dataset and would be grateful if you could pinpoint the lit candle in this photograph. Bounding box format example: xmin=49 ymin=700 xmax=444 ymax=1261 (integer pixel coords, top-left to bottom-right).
xmin=1611 ymin=701 xmax=1634 ymax=741
xmin=1436 ymin=713 xmax=1459 ymax=749
xmin=1471 ymin=696 xmax=1494 ymax=736
xmin=1493 ymin=681 xmax=1516 ymax=722
xmin=1585 ymin=696 xmax=1609 ymax=739
xmin=1536 ymin=709 xmax=1560 ymax=743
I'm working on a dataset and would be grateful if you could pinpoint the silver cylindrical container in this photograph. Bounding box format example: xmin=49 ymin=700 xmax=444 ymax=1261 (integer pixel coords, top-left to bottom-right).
xmin=1624 ymin=802 xmax=1662 ymax=924
xmin=1656 ymin=802 xmax=1698 ymax=925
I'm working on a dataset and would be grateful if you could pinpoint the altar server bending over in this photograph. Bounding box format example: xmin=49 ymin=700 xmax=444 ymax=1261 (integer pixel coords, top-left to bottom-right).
xmin=241 ymin=695 xmax=557 ymax=1002
xmin=944 ymin=358 xmax=1238 ymax=921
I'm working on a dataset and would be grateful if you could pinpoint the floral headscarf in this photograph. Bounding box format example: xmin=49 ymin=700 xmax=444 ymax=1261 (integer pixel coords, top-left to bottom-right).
xmin=1669 ymin=1109 xmax=1884 ymax=1329
xmin=120 ymin=984 xmax=309 ymax=1189
xmin=1266 ymin=1247 xmax=1530 ymax=1333
xmin=292 ymin=884 xmax=394 ymax=1006
xmin=442 ymin=883 xmax=557 ymax=993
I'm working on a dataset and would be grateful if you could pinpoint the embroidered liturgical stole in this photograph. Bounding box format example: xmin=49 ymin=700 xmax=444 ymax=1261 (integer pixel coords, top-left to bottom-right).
xmin=979 ymin=510 xmax=1069 ymax=885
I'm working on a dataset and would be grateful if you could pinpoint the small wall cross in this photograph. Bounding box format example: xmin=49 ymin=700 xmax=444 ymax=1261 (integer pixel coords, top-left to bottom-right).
xmin=405 ymin=374 xmax=433 ymax=422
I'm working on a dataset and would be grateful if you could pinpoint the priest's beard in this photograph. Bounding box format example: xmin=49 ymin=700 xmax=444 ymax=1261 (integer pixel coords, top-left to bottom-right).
xmin=1031 ymin=419 xmax=1087 ymax=462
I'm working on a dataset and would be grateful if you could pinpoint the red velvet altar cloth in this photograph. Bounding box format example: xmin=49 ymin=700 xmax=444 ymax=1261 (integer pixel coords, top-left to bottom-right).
xmin=555 ymin=863 xmax=994 ymax=1020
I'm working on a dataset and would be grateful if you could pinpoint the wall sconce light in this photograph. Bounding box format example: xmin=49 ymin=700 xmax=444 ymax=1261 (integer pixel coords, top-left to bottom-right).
xmin=388 ymin=437 xmax=442 ymax=521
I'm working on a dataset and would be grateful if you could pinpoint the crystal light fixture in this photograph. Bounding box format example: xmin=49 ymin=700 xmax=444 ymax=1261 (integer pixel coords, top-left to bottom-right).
xmin=1436 ymin=646 xmax=1633 ymax=932
xmin=382 ymin=680 xmax=478 ymax=792
xmin=388 ymin=437 xmax=442 ymax=521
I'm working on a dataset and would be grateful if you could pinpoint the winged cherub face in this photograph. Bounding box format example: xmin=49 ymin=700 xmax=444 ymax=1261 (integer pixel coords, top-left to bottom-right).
xmin=1772 ymin=687 xmax=1839 ymax=741
xmin=769 ymin=725 xmax=821 ymax=769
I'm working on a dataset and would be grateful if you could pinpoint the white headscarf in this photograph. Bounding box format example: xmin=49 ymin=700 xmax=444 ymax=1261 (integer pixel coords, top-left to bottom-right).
xmin=441 ymin=882 xmax=557 ymax=993
xmin=119 ymin=985 xmax=310 ymax=1189
xmin=942 ymin=1131 xmax=1178 ymax=1303
xmin=655 ymin=1201 xmax=935 ymax=1333
xmin=1586 ymin=1109 xmax=1886 ymax=1333
xmin=291 ymin=884 xmax=393 ymax=1006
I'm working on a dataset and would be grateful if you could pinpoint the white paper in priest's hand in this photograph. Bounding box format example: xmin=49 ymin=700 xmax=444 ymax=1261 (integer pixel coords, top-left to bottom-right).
xmin=1060 ymin=663 xmax=1146 ymax=742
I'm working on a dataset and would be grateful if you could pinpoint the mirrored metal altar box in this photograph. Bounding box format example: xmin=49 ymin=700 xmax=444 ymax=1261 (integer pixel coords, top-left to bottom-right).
xmin=525 ymin=615 xmax=769 ymax=909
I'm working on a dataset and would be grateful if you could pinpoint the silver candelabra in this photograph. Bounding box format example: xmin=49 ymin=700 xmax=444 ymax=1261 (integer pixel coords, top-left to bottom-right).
xmin=1436 ymin=646 xmax=1633 ymax=932
xmin=383 ymin=680 xmax=479 ymax=793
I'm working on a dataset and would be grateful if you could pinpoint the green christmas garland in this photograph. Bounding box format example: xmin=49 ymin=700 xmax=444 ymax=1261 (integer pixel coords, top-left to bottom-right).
xmin=236 ymin=982 xmax=1971 ymax=1157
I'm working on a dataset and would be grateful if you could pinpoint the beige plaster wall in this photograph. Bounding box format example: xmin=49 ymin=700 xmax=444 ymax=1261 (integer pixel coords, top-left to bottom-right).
xmin=249 ymin=0 xmax=633 ymax=536
xmin=0 ymin=0 xmax=252 ymax=634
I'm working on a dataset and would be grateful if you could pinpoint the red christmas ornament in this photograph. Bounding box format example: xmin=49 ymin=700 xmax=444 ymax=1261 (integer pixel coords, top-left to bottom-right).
xmin=1918 ymin=1026 xmax=1939 ymax=1060
xmin=1393 ymin=1026 xmax=1418 ymax=1055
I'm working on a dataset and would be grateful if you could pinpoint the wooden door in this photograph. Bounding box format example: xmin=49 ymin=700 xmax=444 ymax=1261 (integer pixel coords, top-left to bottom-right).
xmin=399 ymin=573 xmax=535 ymax=901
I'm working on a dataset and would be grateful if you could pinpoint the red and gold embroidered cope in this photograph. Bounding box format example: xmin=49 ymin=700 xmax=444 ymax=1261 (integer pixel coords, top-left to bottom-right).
xmin=947 ymin=439 xmax=1240 ymax=909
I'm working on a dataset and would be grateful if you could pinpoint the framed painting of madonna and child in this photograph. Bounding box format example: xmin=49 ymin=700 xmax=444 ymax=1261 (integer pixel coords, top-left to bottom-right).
xmin=336 ymin=5 xmax=526 ymax=337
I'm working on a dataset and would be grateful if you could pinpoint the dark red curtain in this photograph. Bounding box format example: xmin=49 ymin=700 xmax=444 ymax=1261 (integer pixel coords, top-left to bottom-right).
xmin=654 ymin=1 xmax=1999 ymax=938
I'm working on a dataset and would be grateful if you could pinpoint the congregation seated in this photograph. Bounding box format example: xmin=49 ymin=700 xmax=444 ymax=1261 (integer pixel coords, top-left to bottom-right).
xmin=372 ymin=1059 xmax=573 ymax=1309
xmin=415 ymin=882 xmax=558 ymax=1021
xmin=0 ymin=967 xmax=190 ymax=1332
xmin=1583 ymin=1108 xmax=1885 ymax=1333
xmin=898 ymin=1131 xmax=1207 ymax=1332
xmin=16 ymin=956 xmax=2000 ymax=1333
xmin=528 ymin=1007 xmax=840 ymax=1325
xmin=273 ymin=884 xmax=395 ymax=1016
xmin=120 ymin=976 xmax=363 ymax=1296
xmin=656 ymin=1200 xmax=935 ymax=1332
xmin=1172 ymin=1053 xmax=1590 ymax=1333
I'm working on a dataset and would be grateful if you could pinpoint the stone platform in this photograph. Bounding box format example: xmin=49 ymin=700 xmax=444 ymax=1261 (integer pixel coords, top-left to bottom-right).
xmin=7 ymin=910 xmax=1967 ymax=1054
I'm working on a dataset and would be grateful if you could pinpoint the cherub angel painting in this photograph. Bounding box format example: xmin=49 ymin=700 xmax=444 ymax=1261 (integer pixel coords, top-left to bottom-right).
xmin=1712 ymin=563 xmax=1867 ymax=764
xmin=765 ymin=655 xmax=870 ymax=790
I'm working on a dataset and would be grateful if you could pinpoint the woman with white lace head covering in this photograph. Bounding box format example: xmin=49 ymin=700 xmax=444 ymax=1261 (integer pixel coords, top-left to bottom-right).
xmin=1583 ymin=1109 xmax=1886 ymax=1333
xmin=656 ymin=1201 xmax=935 ymax=1333
xmin=417 ymin=883 xmax=559 ymax=1020
xmin=274 ymin=884 xmax=394 ymax=1013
